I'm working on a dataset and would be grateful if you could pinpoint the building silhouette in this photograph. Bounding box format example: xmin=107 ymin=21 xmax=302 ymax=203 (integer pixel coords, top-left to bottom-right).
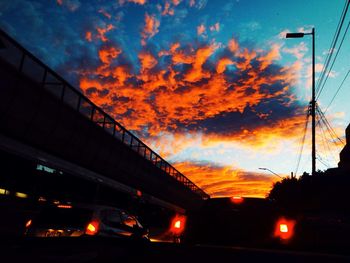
xmin=338 ymin=123 xmax=350 ymax=171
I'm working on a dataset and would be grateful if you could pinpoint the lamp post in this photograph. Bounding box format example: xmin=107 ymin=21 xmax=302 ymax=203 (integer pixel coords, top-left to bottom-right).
xmin=258 ymin=167 xmax=283 ymax=179
xmin=286 ymin=28 xmax=316 ymax=176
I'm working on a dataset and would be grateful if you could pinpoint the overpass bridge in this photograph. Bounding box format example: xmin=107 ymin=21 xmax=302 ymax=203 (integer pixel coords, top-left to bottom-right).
xmin=0 ymin=28 xmax=209 ymax=223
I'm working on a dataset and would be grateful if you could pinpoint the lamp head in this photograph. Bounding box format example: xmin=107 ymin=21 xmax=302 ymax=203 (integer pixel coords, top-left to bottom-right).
xmin=286 ymin=32 xmax=305 ymax=38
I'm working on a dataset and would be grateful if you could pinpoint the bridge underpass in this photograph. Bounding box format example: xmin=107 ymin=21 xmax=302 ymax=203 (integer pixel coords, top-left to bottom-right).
xmin=0 ymin=28 xmax=208 ymax=238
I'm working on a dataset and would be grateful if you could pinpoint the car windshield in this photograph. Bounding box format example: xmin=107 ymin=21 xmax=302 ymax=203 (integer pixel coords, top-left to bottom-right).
xmin=34 ymin=207 xmax=93 ymax=228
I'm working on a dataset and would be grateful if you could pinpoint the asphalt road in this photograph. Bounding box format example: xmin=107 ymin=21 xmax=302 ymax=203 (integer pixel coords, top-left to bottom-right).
xmin=1 ymin=237 xmax=350 ymax=263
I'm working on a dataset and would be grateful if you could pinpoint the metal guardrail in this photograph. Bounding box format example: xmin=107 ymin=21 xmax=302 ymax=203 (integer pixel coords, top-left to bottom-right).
xmin=0 ymin=28 xmax=209 ymax=200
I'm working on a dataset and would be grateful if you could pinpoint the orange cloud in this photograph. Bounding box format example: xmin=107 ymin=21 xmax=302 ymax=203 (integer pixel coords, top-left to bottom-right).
xmin=79 ymin=37 xmax=300 ymax=138
xmin=236 ymin=47 xmax=256 ymax=70
xmin=138 ymin=51 xmax=158 ymax=71
xmin=119 ymin=0 xmax=147 ymax=4
xmin=112 ymin=66 xmax=131 ymax=86
xmin=184 ymin=43 xmax=218 ymax=82
xmin=173 ymin=162 xmax=277 ymax=197
xmin=158 ymin=42 xmax=180 ymax=57
xmin=228 ymin=37 xmax=239 ymax=53
xmin=98 ymin=46 xmax=122 ymax=65
xmin=257 ymin=43 xmax=281 ymax=70
xmin=216 ymin=57 xmax=234 ymax=74
xmin=132 ymin=0 xmax=147 ymax=4
xmin=85 ymin=31 xmax=92 ymax=42
xmin=141 ymin=13 xmax=160 ymax=45
xmin=197 ymin=24 xmax=206 ymax=36
xmin=161 ymin=2 xmax=175 ymax=16
xmin=201 ymin=114 xmax=307 ymax=151
xmin=96 ymin=24 xmax=115 ymax=42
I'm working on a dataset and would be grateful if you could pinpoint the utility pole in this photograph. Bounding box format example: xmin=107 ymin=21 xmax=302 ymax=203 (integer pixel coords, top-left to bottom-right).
xmin=286 ymin=28 xmax=316 ymax=176
xmin=311 ymin=28 xmax=316 ymax=176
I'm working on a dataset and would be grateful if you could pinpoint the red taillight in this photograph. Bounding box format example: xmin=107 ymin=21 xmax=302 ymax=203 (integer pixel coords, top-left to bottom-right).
xmin=174 ymin=220 xmax=181 ymax=229
xmin=279 ymin=223 xmax=288 ymax=233
xmin=274 ymin=217 xmax=296 ymax=241
xmin=231 ymin=196 xmax=244 ymax=204
xmin=170 ymin=215 xmax=186 ymax=235
xmin=85 ymin=220 xmax=99 ymax=235
xmin=25 ymin=219 xmax=32 ymax=228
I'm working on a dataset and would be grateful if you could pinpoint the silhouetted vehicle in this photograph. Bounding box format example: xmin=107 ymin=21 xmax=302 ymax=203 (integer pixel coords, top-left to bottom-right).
xmin=24 ymin=203 xmax=149 ymax=242
xmin=182 ymin=197 xmax=295 ymax=247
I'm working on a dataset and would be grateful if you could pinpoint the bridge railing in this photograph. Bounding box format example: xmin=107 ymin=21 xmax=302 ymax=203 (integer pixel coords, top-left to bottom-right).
xmin=0 ymin=29 xmax=209 ymax=200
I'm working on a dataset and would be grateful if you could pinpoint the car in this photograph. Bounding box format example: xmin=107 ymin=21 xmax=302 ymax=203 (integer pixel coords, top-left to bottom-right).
xmin=24 ymin=203 xmax=149 ymax=242
xmin=182 ymin=197 xmax=293 ymax=247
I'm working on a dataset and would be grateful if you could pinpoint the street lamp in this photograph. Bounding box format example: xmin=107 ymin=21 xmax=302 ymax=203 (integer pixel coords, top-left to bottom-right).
xmin=258 ymin=167 xmax=283 ymax=179
xmin=286 ymin=28 xmax=316 ymax=176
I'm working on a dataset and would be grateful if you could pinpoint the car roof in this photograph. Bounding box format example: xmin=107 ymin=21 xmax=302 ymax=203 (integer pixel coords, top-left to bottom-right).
xmin=202 ymin=197 xmax=272 ymax=211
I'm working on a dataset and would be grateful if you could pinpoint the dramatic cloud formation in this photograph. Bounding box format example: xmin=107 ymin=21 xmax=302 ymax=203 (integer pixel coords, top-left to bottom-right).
xmin=77 ymin=31 xmax=308 ymax=197
xmin=4 ymin=0 xmax=343 ymax=198
xmin=79 ymin=37 xmax=302 ymax=138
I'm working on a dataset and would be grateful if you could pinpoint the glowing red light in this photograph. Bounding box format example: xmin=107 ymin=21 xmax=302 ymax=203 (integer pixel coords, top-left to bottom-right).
xmin=174 ymin=220 xmax=181 ymax=229
xmin=85 ymin=221 xmax=99 ymax=235
xmin=231 ymin=196 xmax=244 ymax=204
xmin=274 ymin=217 xmax=296 ymax=241
xmin=280 ymin=224 xmax=288 ymax=233
xmin=170 ymin=215 xmax=186 ymax=235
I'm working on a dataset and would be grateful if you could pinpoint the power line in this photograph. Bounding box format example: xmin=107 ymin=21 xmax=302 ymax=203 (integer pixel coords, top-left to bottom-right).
xmin=318 ymin=112 xmax=338 ymax=164
xmin=316 ymin=19 xmax=350 ymax=100
xmin=315 ymin=0 xmax=350 ymax=96
xmin=316 ymin=154 xmax=330 ymax=169
xmin=316 ymin=104 xmax=345 ymax=146
xmin=316 ymin=112 xmax=329 ymax=166
xmin=324 ymin=69 xmax=350 ymax=113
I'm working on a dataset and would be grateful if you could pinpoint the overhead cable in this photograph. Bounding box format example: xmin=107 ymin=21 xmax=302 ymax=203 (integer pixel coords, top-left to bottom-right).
xmin=316 ymin=0 xmax=349 ymax=96
xmin=324 ymin=69 xmax=350 ymax=113
xmin=316 ymin=19 xmax=350 ymax=100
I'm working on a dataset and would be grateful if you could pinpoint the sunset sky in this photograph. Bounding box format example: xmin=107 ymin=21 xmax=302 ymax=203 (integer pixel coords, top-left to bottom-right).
xmin=1 ymin=0 xmax=349 ymax=197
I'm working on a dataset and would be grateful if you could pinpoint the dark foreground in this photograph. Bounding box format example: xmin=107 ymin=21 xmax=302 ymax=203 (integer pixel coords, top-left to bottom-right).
xmin=2 ymin=237 xmax=350 ymax=263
